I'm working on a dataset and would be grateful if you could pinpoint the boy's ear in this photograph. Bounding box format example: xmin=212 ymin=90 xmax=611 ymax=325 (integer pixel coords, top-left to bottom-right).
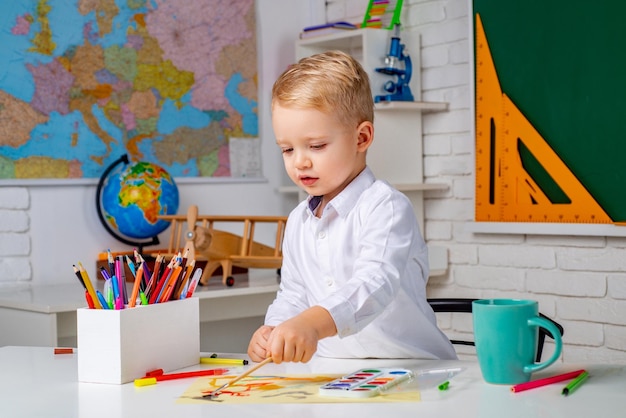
xmin=356 ymin=121 xmax=374 ymax=152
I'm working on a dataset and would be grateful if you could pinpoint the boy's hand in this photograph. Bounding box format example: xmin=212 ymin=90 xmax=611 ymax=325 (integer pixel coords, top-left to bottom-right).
xmin=267 ymin=306 xmax=336 ymax=364
xmin=247 ymin=325 xmax=274 ymax=362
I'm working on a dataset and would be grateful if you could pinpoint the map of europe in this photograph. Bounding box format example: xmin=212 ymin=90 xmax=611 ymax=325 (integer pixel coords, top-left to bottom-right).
xmin=0 ymin=0 xmax=258 ymax=180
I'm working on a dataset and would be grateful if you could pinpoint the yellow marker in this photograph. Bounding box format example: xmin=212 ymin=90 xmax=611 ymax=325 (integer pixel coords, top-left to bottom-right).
xmin=134 ymin=377 xmax=157 ymax=387
xmin=200 ymin=357 xmax=248 ymax=365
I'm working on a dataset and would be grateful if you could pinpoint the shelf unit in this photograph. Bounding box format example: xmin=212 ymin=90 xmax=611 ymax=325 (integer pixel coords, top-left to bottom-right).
xmin=282 ymin=28 xmax=449 ymax=276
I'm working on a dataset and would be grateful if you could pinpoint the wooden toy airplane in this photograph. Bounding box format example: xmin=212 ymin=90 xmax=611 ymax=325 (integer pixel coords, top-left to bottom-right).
xmin=156 ymin=206 xmax=287 ymax=286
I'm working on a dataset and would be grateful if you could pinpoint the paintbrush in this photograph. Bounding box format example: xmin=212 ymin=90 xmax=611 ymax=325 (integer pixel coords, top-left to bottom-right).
xmin=204 ymin=357 xmax=273 ymax=398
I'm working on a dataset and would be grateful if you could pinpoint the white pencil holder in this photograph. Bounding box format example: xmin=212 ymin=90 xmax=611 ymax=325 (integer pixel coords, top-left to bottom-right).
xmin=77 ymin=297 xmax=199 ymax=384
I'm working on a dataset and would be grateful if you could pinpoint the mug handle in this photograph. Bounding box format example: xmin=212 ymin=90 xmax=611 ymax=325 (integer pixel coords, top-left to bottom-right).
xmin=523 ymin=316 xmax=563 ymax=374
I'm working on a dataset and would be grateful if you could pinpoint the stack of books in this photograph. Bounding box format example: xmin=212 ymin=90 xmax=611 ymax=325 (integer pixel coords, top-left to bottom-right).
xmin=299 ymin=21 xmax=357 ymax=39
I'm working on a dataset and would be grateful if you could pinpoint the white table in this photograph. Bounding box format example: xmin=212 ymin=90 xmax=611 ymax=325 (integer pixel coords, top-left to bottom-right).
xmin=0 ymin=271 xmax=279 ymax=349
xmin=1 ymin=346 xmax=625 ymax=418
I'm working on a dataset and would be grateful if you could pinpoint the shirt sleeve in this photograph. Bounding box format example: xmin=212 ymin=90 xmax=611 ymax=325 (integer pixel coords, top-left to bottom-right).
xmin=264 ymin=215 xmax=310 ymax=326
xmin=317 ymin=190 xmax=425 ymax=338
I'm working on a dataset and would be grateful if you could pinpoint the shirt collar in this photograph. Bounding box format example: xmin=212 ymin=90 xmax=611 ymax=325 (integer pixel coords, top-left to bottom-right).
xmin=308 ymin=195 xmax=322 ymax=213
xmin=304 ymin=167 xmax=375 ymax=218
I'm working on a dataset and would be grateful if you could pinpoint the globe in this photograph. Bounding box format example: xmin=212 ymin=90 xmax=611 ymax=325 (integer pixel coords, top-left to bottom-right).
xmin=97 ymin=156 xmax=179 ymax=245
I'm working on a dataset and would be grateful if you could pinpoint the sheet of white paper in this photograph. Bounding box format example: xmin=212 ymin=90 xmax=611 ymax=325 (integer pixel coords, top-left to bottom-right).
xmin=229 ymin=137 xmax=262 ymax=178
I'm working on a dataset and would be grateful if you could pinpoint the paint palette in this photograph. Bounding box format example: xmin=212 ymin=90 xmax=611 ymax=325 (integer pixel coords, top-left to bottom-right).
xmin=319 ymin=368 xmax=414 ymax=398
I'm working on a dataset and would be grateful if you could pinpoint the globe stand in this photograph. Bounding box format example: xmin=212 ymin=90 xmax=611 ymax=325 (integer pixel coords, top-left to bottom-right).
xmin=95 ymin=154 xmax=159 ymax=254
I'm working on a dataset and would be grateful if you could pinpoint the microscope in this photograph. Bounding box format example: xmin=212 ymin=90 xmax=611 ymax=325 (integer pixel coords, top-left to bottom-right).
xmin=374 ymin=24 xmax=414 ymax=103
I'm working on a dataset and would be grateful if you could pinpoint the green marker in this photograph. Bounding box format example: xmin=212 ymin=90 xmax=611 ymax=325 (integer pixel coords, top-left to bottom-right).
xmin=562 ymin=371 xmax=589 ymax=396
xmin=106 ymin=287 xmax=114 ymax=309
xmin=438 ymin=380 xmax=450 ymax=391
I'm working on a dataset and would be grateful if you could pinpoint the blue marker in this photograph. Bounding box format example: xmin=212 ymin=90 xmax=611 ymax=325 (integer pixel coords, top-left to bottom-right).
xmin=96 ymin=290 xmax=109 ymax=310
xmin=99 ymin=266 xmax=111 ymax=281
xmin=111 ymin=275 xmax=123 ymax=309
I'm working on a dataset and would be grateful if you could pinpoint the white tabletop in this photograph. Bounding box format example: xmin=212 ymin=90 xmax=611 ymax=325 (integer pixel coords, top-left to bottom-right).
xmin=2 ymin=346 xmax=625 ymax=418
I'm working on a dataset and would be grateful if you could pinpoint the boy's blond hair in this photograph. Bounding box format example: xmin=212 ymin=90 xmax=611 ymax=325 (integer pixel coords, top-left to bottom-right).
xmin=271 ymin=50 xmax=374 ymax=127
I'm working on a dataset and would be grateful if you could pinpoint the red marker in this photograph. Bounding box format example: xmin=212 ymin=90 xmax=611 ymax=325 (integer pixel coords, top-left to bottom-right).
xmin=85 ymin=290 xmax=95 ymax=309
xmin=134 ymin=368 xmax=229 ymax=386
xmin=184 ymin=268 xmax=203 ymax=298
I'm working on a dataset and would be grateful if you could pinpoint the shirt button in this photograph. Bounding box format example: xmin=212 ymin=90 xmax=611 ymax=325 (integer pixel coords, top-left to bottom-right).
xmin=318 ymin=231 xmax=326 ymax=239
xmin=326 ymin=278 xmax=333 ymax=286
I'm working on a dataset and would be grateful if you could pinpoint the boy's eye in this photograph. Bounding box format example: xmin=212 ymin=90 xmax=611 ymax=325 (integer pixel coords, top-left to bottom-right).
xmin=311 ymin=144 xmax=326 ymax=150
xmin=281 ymin=147 xmax=293 ymax=154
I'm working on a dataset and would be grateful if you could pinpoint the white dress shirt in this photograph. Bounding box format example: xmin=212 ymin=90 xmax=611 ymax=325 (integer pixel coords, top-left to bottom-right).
xmin=265 ymin=167 xmax=457 ymax=360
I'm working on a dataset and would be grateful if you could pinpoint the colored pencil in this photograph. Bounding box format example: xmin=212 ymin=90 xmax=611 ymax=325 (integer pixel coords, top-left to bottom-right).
xmin=128 ymin=263 xmax=144 ymax=308
xmin=107 ymin=249 xmax=115 ymax=277
xmin=144 ymin=254 xmax=163 ymax=298
xmin=171 ymin=255 xmax=188 ymax=299
xmin=511 ymin=369 xmax=586 ymax=393
xmin=125 ymin=255 xmax=136 ymax=278
xmin=174 ymin=259 xmax=195 ymax=300
xmin=72 ymin=265 xmax=86 ymax=289
xmin=77 ymin=262 xmax=102 ymax=309
xmin=149 ymin=258 xmax=173 ymax=304
xmin=159 ymin=265 xmax=182 ymax=302
xmin=140 ymin=255 xmax=151 ymax=290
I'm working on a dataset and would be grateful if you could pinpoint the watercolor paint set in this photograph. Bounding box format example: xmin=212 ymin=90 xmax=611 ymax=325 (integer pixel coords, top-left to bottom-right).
xmin=319 ymin=367 xmax=414 ymax=398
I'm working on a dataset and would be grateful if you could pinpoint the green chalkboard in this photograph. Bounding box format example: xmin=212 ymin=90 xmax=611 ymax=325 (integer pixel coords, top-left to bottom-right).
xmin=473 ymin=0 xmax=626 ymax=222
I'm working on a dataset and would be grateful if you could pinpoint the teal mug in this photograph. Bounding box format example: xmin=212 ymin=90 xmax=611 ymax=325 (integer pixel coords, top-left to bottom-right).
xmin=472 ymin=299 xmax=562 ymax=384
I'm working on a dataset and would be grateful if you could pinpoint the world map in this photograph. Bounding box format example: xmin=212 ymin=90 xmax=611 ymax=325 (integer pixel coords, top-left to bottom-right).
xmin=0 ymin=0 xmax=258 ymax=180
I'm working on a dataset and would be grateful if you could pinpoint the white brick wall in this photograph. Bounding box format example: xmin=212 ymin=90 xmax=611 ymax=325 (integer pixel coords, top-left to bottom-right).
xmin=327 ymin=0 xmax=626 ymax=362
xmin=0 ymin=187 xmax=32 ymax=283
xmin=0 ymin=188 xmax=29 ymax=210
xmin=1 ymin=0 xmax=624 ymax=362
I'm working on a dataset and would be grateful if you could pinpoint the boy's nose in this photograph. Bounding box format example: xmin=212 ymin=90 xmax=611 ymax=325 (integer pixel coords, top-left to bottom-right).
xmin=294 ymin=152 xmax=312 ymax=169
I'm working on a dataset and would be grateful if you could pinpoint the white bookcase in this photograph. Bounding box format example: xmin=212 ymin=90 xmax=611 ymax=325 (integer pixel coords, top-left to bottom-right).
xmin=280 ymin=28 xmax=448 ymax=276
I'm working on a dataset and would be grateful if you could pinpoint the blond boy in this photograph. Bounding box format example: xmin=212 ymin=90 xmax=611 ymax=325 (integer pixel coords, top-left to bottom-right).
xmin=248 ymin=51 xmax=456 ymax=363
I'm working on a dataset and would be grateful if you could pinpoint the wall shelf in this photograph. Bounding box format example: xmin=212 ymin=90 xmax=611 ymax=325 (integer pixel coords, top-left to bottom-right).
xmin=375 ymin=100 xmax=448 ymax=113
xmin=292 ymin=28 xmax=450 ymax=276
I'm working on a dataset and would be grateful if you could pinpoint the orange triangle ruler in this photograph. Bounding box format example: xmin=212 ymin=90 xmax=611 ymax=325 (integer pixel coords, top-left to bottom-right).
xmin=474 ymin=13 xmax=613 ymax=224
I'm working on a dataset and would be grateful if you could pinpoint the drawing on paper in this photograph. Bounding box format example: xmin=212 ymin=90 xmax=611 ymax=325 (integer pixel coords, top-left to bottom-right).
xmin=177 ymin=374 xmax=421 ymax=404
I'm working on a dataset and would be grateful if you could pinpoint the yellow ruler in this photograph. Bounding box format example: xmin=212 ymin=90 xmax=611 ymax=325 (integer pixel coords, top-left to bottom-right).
xmin=474 ymin=13 xmax=612 ymax=223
